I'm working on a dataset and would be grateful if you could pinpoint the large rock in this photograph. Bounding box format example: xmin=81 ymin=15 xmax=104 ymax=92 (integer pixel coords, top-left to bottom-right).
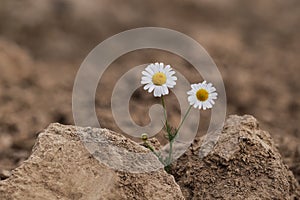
xmin=171 ymin=115 xmax=300 ymax=199
xmin=0 ymin=123 xmax=184 ymax=200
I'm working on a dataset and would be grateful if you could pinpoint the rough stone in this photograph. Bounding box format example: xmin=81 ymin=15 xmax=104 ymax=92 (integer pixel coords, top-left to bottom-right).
xmin=171 ymin=115 xmax=300 ymax=199
xmin=0 ymin=123 xmax=184 ymax=200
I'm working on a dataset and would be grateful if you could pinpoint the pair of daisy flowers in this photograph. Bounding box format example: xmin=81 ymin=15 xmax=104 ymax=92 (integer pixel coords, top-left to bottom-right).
xmin=141 ymin=62 xmax=217 ymax=110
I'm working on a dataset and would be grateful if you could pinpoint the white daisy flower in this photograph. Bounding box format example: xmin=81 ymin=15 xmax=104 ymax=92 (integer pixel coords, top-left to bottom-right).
xmin=187 ymin=81 xmax=218 ymax=110
xmin=141 ymin=62 xmax=177 ymax=97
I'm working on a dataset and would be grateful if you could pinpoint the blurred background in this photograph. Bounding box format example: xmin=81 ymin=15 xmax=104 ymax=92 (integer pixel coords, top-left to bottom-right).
xmin=0 ymin=0 xmax=299 ymax=183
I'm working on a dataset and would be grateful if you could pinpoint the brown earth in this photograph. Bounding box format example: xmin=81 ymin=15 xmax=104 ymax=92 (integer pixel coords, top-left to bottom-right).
xmin=0 ymin=0 xmax=299 ymax=191
xmin=0 ymin=123 xmax=184 ymax=200
xmin=171 ymin=115 xmax=300 ymax=199
xmin=0 ymin=116 xmax=298 ymax=199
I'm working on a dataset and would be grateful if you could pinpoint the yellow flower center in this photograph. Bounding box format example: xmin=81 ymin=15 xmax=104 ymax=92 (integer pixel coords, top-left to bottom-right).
xmin=152 ymin=72 xmax=167 ymax=85
xmin=196 ymin=89 xmax=209 ymax=101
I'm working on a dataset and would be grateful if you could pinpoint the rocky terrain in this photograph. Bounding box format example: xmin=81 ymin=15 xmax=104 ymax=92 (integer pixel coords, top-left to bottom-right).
xmin=172 ymin=115 xmax=299 ymax=199
xmin=0 ymin=0 xmax=299 ymax=199
xmin=0 ymin=123 xmax=184 ymax=200
xmin=0 ymin=116 xmax=299 ymax=199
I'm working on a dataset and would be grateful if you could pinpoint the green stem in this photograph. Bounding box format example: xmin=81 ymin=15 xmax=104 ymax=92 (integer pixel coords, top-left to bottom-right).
xmin=165 ymin=106 xmax=192 ymax=168
xmin=144 ymin=142 xmax=165 ymax=165
xmin=175 ymin=105 xmax=192 ymax=135
xmin=161 ymin=96 xmax=168 ymax=128
xmin=162 ymin=96 xmax=172 ymax=166
xmin=160 ymin=98 xmax=193 ymax=171
xmin=168 ymin=140 xmax=173 ymax=165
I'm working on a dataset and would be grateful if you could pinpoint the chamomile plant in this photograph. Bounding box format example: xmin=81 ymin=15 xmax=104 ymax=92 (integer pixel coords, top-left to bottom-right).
xmin=141 ymin=62 xmax=218 ymax=171
xmin=141 ymin=62 xmax=177 ymax=97
xmin=187 ymin=81 xmax=218 ymax=110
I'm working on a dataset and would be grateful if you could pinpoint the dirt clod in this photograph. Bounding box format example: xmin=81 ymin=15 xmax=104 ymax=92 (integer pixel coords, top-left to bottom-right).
xmin=0 ymin=123 xmax=184 ymax=200
xmin=171 ymin=115 xmax=300 ymax=199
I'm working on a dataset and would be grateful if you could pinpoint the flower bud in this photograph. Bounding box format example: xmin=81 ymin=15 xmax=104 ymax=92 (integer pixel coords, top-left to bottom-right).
xmin=141 ymin=133 xmax=148 ymax=142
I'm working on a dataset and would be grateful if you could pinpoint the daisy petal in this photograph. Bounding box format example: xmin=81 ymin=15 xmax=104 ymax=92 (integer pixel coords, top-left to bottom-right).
xmin=141 ymin=62 xmax=177 ymax=97
xmin=148 ymin=85 xmax=155 ymax=93
xmin=187 ymin=80 xmax=218 ymax=110
xmin=154 ymin=87 xmax=161 ymax=97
